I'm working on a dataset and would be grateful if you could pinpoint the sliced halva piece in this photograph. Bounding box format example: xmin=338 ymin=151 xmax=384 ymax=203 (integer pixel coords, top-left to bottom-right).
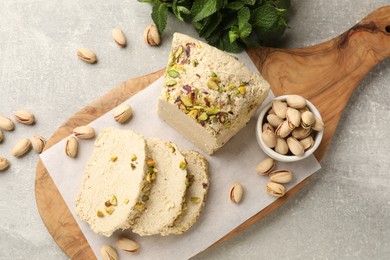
xmin=158 ymin=33 xmax=271 ymax=154
xmin=131 ymin=138 xmax=188 ymax=236
xmin=161 ymin=150 xmax=209 ymax=235
xmin=75 ymin=127 xmax=151 ymax=237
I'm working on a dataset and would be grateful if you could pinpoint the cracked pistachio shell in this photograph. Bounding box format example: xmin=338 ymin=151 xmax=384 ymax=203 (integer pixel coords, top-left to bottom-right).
xmin=275 ymin=121 xmax=292 ymax=138
xmin=261 ymin=130 xmax=276 ymax=148
xmin=112 ymin=28 xmax=126 ymax=47
xmin=101 ymin=245 xmax=118 ymax=260
xmin=275 ymin=137 xmax=289 ymax=155
xmin=77 ymin=48 xmax=97 ymax=64
xmin=0 ymin=156 xmax=9 ymax=172
xmin=312 ymin=116 xmax=325 ymax=132
xmin=73 ymin=126 xmax=95 ymax=139
xmin=287 ymin=137 xmax=305 ymax=156
xmin=300 ymin=136 xmax=314 ymax=151
xmin=256 ymin=158 xmax=275 ymax=176
xmin=292 ymin=126 xmax=312 ymax=140
xmin=0 ymin=115 xmax=15 ymax=131
xmin=0 ymin=129 xmax=3 ymax=143
xmin=31 ymin=135 xmax=46 ymax=154
xmin=65 ymin=137 xmax=78 ymax=158
xmin=113 ymin=103 xmax=132 ymax=123
xmin=286 ymin=95 xmax=306 ymax=109
xmin=286 ymin=108 xmax=301 ymax=129
xmin=301 ymin=111 xmax=315 ymax=129
xmin=116 ymin=237 xmax=140 ymax=253
xmin=262 ymin=123 xmax=274 ymax=133
xmin=272 ymin=100 xmax=287 ymax=119
xmin=14 ymin=110 xmax=35 ymax=125
xmin=269 ymin=170 xmax=293 ymax=184
xmin=144 ymin=24 xmax=160 ymax=46
xmin=267 ymin=114 xmax=284 ymax=128
xmin=12 ymin=138 xmax=31 ymax=157
xmin=266 ymin=182 xmax=286 ymax=197
xmin=230 ymin=183 xmax=243 ymax=203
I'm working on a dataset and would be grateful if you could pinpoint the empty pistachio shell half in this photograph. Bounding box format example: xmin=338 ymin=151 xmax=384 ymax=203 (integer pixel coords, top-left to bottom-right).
xmin=269 ymin=170 xmax=293 ymax=184
xmin=301 ymin=111 xmax=315 ymax=129
xmin=292 ymin=126 xmax=312 ymax=140
xmin=266 ymin=182 xmax=286 ymax=197
xmin=275 ymin=137 xmax=289 ymax=155
xmin=0 ymin=156 xmax=9 ymax=172
xmin=116 ymin=237 xmax=140 ymax=253
xmin=275 ymin=121 xmax=292 ymax=138
xmin=76 ymin=48 xmax=97 ymax=64
xmin=0 ymin=115 xmax=15 ymax=131
xmin=256 ymin=158 xmax=275 ymax=176
xmin=262 ymin=130 xmax=276 ymax=148
xmin=101 ymin=245 xmax=118 ymax=260
xmin=287 ymin=137 xmax=305 ymax=156
xmin=112 ymin=28 xmax=126 ymax=47
xmin=300 ymin=136 xmax=314 ymax=151
xmin=286 ymin=95 xmax=306 ymax=109
xmin=286 ymin=108 xmax=300 ymax=129
xmin=144 ymin=24 xmax=160 ymax=46
xmin=262 ymin=123 xmax=274 ymax=133
xmin=230 ymin=183 xmax=244 ymax=203
xmin=272 ymin=100 xmax=287 ymax=119
xmin=12 ymin=138 xmax=32 ymax=157
xmin=65 ymin=137 xmax=78 ymax=158
xmin=73 ymin=126 xmax=95 ymax=139
xmin=267 ymin=114 xmax=284 ymax=128
xmin=0 ymin=129 xmax=3 ymax=143
xmin=14 ymin=110 xmax=35 ymax=125
xmin=113 ymin=103 xmax=132 ymax=123
xmin=312 ymin=116 xmax=325 ymax=131
xmin=31 ymin=135 xmax=46 ymax=154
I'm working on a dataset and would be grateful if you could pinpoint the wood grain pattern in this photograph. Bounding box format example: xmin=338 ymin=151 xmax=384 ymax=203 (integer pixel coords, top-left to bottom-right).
xmin=35 ymin=6 xmax=390 ymax=259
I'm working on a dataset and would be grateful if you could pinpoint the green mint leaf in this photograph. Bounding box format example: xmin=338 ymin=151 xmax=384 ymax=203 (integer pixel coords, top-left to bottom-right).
xmin=239 ymin=22 xmax=252 ymax=38
xmin=191 ymin=0 xmax=224 ymax=22
xmin=226 ymin=1 xmax=245 ymax=10
xmin=237 ymin=7 xmax=252 ymax=39
xmin=151 ymin=2 xmax=168 ymax=33
xmin=278 ymin=0 xmax=291 ymax=9
xmin=221 ymin=32 xmax=243 ymax=53
xmin=172 ymin=1 xmax=191 ymax=21
xmin=228 ymin=26 xmax=240 ymax=43
xmin=240 ymin=0 xmax=256 ymax=5
xmin=199 ymin=13 xmax=222 ymax=38
xmin=250 ymin=4 xmax=279 ymax=32
xmin=137 ymin=0 xmax=153 ymax=3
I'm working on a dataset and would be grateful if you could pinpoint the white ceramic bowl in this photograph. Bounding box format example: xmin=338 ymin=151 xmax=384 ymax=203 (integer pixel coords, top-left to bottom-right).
xmin=256 ymin=95 xmax=324 ymax=162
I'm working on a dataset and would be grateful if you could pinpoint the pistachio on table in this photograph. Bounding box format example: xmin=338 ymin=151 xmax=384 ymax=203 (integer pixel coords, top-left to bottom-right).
xmin=144 ymin=24 xmax=160 ymax=46
xmin=77 ymin=48 xmax=97 ymax=64
xmin=65 ymin=137 xmax=78 ymax=158
xmin=112 ymin=103 xmax=132 ymax=123
xmin=116 ymin=236 xmax=140 ymax=253
xmin=266 ymin=182 xmax=286 ymax=197
xmin=230 ymin=183 xmax=243 ymax=203
xmin=0 ymin=115 xmax=15 ymax=131
xmin=256 ymin=158 xmax=275 ymax=176
xmin=73 ymin=126 xmax=95 ymax=139
xmin=12 ymin=138 xmax=32 ymax=157
xmin=0 ymin=156 xmax=9 ymax=172
xmin=31 ymin=135 xmax=46 ymax=154
xmin=269 ymin=169 xmax=293 ymax=184
xmin=14 ymin=110 xmax=35 ymax=125
xmin=112 ymin=28 xmax=126 ymax=47
xmin=101 ymin=245 xmax=118 ymax=260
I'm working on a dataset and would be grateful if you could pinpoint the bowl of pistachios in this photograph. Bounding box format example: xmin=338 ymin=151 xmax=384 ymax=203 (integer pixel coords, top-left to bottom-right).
xmin=256 ymin=95 xmax=325 ymax=162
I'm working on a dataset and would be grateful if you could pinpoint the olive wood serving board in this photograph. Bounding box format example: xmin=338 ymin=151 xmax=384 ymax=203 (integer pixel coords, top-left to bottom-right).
xmin=35 ymin=6 xmax=390 ymax=259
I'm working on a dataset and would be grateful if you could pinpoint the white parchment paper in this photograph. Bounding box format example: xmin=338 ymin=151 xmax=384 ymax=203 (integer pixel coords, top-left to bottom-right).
xmin=40 ymin=52 xmax=321 ymax=259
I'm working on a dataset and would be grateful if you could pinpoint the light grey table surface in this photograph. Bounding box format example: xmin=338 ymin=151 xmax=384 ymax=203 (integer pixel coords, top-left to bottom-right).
xmin=0 ymin=0 xmax=389 ymax=259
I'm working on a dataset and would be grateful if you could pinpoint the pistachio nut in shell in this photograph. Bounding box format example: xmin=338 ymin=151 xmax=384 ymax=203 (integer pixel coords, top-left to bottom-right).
xmin=0 ymin=156 xmax=9 ymax=172
xmin=0 ymin=129 xmax=3 ymax=143
xmin=116 ymin=237 xmax=140 ymax=253
xmin=286 ymin=95 xmax=306 ymax=109
xmin=266 ymin=182 xmax=286 ymax=197
xmin=31 ymin=135 xmax=46 ymax=154
xmin=73 ymin=125 xmax=95 ymax=139
xmin=275 ymin=120 xmax=292 ymax=138
xmin=286 ymin=108 xmax=301 ymax=129
xmin=287 ymin=137 xmax=305 ymax=156
xmin=267 ymin=114 xmax=284 ymax=128
xmin=65 ymin=137 xmax=78 ymax=158
xmin=299 ymin=106 xmax=310 ymax=113
xmin=300 ymin=136 xmax=314 ymax=151
xmin=12 ymin=138 xmax=31 ymax=157
xmin=261 ymin=130 xmax=276 ymax=148
xmin=76 ymin=48 xmax=97 ymax=64
xmin=0 ymin=115 xmax=15 ymax=131
xmin=312 ymin=116 xmax=325 ymax=132
xmin=272 ymin=100 xmax=287 ymax=119
xmin=112 ymin=28 xmax=126 ymax=47
xmin=275 ymin=137 xmax=289 ymax=155
xmin=101 ymin=245 xmax=118 ymax=260
xmin=301 ymin=111 xmax=315 ymax=129
xmin=269 ymin=170 xmax=293 ymax=184
xmin=144 ymin=24 xmax=160 ymax=46
xmin=113 ymin=103 xmax=132 ymax=123
xmin=14 ymin=110 xmax=35 ymax=125
xmin=256 ymin=158 xmax=275 ymax=176
xmin=230 ymin=183 xmax=244 ymax=203
xmin=292 ymin=126 xmax=312 ymax=140
xmin=262 ymin=123 xmax=274 ymax=133
xmin=268 ymin=108 xmax=275 ymax=115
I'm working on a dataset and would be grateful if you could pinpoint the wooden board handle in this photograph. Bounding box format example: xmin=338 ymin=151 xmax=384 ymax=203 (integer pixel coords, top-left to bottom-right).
xmin=247 ymin=6 xmax=390 ymax=161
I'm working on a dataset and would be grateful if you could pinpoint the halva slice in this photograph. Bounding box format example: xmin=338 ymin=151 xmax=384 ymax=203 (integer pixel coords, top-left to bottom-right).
xmin=75 ymin=127 xmax=151 ymax=237
xmin=157 ymin=33 xmax=271 ymax=154
xmin=131 ymin=138 xmax=188 ymax=236
xmin=161 ymin=150 xmax=209 ymax=235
